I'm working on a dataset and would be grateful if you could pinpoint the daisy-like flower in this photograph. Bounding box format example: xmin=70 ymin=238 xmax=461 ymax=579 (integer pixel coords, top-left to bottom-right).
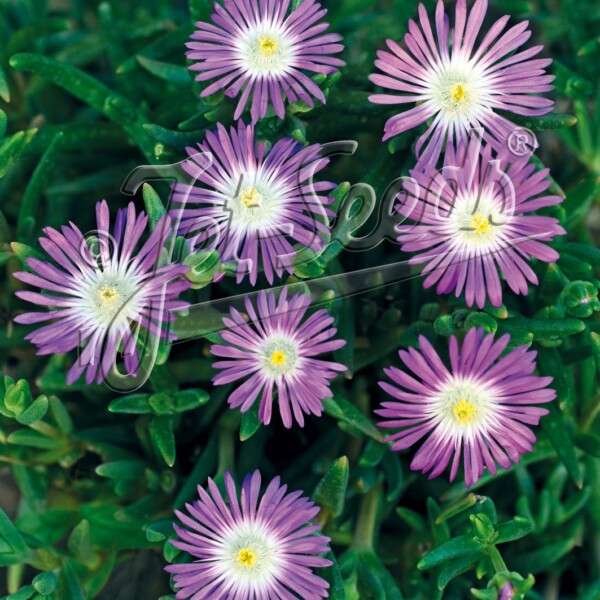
xmin=172 ymin=120 xmax=336 ymax=285
xmin=166 ymin=470 xmax=332 ymax=599
xmin=210 ymin=289 xmax=346 ymax=428
xmin=369 ymin=0 xmax=554 ymax=163
xmin=377 ymin=329 xmax=556 ymax=487
xmin=395 ymin=137 xmax=565 ymax=308
xmin=13 ymin=201 xmax=190 ymax=385
xmin=187 ymin=0 xmax=345 ymax=123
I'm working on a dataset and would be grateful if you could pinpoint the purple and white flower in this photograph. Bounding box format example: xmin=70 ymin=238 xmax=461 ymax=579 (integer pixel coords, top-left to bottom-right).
xmin=395 ymin=137 xmax=565 ymax=309
xmin=13 ymin=201 xmax=189 ymax=385
xmin=369 ymin=0 xmax=554 ymax=163
xmin=172 ymin=120 xmax=336 ymax=285
xmin=187 ymin=0 xmax=345 ymax=123
xmin=377 ymin=328 xmax=556 ymax=488
xmin=166 ymin=470 xmax=332 ymax=599
xmin=210 ymin=289 xmax=346 ymax=428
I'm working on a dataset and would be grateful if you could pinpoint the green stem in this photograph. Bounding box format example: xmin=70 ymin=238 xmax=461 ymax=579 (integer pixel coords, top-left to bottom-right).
xmin=487 ymin=546 xmax=507 ymax=574
xmin=347 ymin=380 xmax=369 ymax=463
xmin=216 ymin=411 xmax=238 ymax=475
xmin=352 ymin=480 xmax=382 ymax=550
xmin=582 ymin=394 xmax=600 ymax=432
xmin=7 ymin=563 xmax=24 ymax=595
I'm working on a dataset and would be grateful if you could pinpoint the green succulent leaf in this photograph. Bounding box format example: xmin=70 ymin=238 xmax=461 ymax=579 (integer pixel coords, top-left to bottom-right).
xmin=150 ymin=415 xmax=177 ymax=467
xmin=418 ymin=536 xmax=486 ymax=570
xmin=239 ymin=402 xmax=261 ymax=442
xmin=495 ymin=516 xmax=534 ymax=544
xmin=137 ymin=56 xmax=192 ymax=86
xmin=313 ymin=456 xmax=350 ymax=518
xmin=15 ymin=395 xmax=49 ymax=426
xmin=499 ymin=111 xmax=577 ymax=130
xmin=108 ymin=394 xmax=152 ymax=414
xmin=323 ymin=396 xmax=383 ymax=441
xmin=0 ymin=508 xmax=27 ymax=560
xmin=541 ymin=403 xmax=583 ymax=488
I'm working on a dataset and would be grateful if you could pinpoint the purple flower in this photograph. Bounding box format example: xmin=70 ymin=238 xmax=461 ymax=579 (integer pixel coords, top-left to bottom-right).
xmin=187 ymin=0 xmax=345 ymax=123
xmin=210 ymin=289 xmax=346 ymax=428
xmin=166 ymin=470 xmax=332 ymax=599
xmin=172 ymin=120 xmax=336 ymax=285
xmin=395 ymin=137 xmax=565 ymax=309
xmin=376 ymin=329 xmax=556 ymax=488
xmin=13 ymin=201 xmax=190 ymax=385
xmin=369 ymin=0 xmax=554 ymax=163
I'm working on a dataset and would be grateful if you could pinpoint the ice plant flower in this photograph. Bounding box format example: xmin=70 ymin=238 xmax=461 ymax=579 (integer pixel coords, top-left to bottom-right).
xmin=187 ymin=0 xmax=345 ymax=122
xmin=376 ymin=328 xmax=556 ymax=487
xmin=369 ymin=0 xmax=554 ymax=163
xmin=395 ymin=138 xmax=565 ymax=308
xmin=210 ymin=289 xmax=346 ymax=428
xmin=13 ymin=201 xmax=190 ymax=385
xmin=166 ymin=470 xmax=332 ymax=599
xmin=172 ymin=120 xmax=336 ymax=285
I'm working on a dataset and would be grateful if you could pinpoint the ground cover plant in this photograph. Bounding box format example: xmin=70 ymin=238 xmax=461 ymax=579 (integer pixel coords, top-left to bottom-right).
xmin=0 ymin=0 xmax=599 ymax=598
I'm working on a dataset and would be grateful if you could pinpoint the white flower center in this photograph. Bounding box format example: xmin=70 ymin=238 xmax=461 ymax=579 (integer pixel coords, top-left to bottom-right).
xmin=450 ymin=193 xmax=507 ymax=250
xmin=98 ymin=285 xmax=120 ymax=306
xmin=222 ymin=523 xmax=280 ymax=587
xmin=224 ymin=172 xmax=286 ymax=233
xmin=82 ymin=270 xmax=140 ymax=328
xmin=432 ymin=378 xmax=496 ymax=439
xmin=239 ymin=23 xmax=293 ymax=76
xmin=429 ymin=58 xmax=487 ymax=123
xmin=260 ymin=333 xmax=299 ymax=378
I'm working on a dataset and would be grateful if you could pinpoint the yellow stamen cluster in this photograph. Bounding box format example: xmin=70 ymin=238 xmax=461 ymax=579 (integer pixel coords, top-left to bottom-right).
xmin=258 ymin=36 xmax=278 ymax=56
xmin=470 ymin=213 xmax=490 ymax=235
xmin=449 ymin=82 xmax=468 ymax=105
xmin=453 ymin=398 xmax=477 ymax=425
xmin=271 ymin=350 xmax=287 ymax=366
xmin=235 ymin=547 xmax=258 ymax=569
xmin=240 ymin=188 xmax=262 ymax=208
xmin=98 ymin=286 xmax=119 ymax=304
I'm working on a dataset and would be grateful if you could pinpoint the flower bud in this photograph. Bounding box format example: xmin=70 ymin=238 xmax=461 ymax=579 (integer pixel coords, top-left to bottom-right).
xmin=559 ymin=280 xmax=600 ymax=317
